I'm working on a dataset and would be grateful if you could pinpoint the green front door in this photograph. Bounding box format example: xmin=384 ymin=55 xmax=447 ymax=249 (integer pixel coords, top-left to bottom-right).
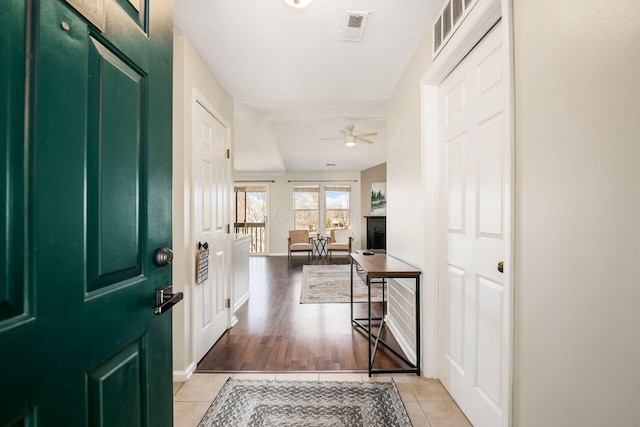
xmin=1 ymin=0 xmax=174 ymax=425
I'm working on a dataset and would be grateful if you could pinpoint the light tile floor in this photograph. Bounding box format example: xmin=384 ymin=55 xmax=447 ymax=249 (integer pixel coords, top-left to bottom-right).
xmin=174 ymin=373 xmax=471 ymax=427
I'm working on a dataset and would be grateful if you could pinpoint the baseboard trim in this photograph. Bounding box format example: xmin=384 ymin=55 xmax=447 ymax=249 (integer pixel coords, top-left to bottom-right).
xmin=230 ymin=315 xmax=239 ymax=328
xmin=173 ymin=361 xmax=196 ymax=382
xmin=234 ymin=292 xmax=250 ymax=312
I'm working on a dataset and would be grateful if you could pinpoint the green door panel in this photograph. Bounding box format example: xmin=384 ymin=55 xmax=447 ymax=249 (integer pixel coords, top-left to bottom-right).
xmin=87 ymin=36 xmax=145 ymax=292
xmin=87 ymin=340 xmax=145 ymax=427
xmin=0 ymin=0 xmax=174 ymax=425
xmin=1 ymin=1 xmax=35 ymax=424
xmin=0 ymin=0 xmax=27 ymax=325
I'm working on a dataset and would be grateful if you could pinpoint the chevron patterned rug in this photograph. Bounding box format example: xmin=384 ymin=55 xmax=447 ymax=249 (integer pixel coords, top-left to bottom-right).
xmin=300 ymin=264 xmax=384 ymax=304
xmin=198 ymin=379 xmax=412 ymax=427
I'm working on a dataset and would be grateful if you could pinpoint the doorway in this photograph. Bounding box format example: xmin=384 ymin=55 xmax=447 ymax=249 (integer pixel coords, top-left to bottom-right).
xmin=438 ymin=21 xmax=508 ymax=427
xmin=421 ymin=2 xmax=513 ymax=427
xmin=193 ymin=100 xmax=231 ymax=362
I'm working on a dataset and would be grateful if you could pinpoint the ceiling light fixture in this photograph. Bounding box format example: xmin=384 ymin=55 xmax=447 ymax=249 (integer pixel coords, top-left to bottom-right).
xmin=345 ymin=136 xmax=356 ymax=147
xmin=282 ymin=0 xmax=313 ymax=9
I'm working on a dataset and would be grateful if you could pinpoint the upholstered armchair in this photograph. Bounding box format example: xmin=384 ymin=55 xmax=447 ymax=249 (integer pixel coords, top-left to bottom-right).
xmin=327 ymin=229 xmax=353 ymax=260
xmin=288 ymin=230 xmax=313 ymax=260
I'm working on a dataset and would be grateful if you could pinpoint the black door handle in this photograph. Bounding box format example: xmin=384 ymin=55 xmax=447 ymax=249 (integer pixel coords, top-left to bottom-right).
xmin=154 ymin=285 xmax=183 ymax=315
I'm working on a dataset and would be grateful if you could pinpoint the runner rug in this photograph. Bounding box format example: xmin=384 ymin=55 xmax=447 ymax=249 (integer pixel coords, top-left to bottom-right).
xmin=299 ymin=264 xmax=383 ymax=304
xmin=198 ymin=379 xmax=412 ymax=427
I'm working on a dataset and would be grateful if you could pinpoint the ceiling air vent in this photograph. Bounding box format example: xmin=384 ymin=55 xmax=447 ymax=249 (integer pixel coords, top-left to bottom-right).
xmin=342 ymin=11 xmax=369 ymax=42
xmin=433 ymin=0 xmax=477 ymax=57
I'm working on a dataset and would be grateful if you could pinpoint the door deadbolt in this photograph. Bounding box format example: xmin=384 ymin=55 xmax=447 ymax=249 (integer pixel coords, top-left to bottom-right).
xmin=155 ymin=247 xmax=173 ymax=267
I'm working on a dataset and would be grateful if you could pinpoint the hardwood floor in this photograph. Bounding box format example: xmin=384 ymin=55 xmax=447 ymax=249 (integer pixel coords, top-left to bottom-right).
xmin=196 ymin=255 xmax=409 ymax=372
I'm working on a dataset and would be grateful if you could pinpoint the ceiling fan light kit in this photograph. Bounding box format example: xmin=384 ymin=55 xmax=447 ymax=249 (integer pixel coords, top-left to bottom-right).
xmin=321 ymin=124 xmax=378 ymax=147
xmin=282 ymin=0 xmax=313 ymax=9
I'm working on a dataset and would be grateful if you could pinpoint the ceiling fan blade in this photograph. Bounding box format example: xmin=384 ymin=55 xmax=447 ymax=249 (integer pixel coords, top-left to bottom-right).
xmin=358 ymin=138 xmax=375 ymax=144
xmin=320 ymin=137 xmax=341 ymax=141
xmin=339 ymin=129 xmax=349 ymax=136
xmin=355 ymin=132 xmax=377 ymax=138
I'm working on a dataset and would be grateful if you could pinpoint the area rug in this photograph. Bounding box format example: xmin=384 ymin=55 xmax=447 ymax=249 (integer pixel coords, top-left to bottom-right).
xmin=198 ymin=379 xmax=412 ymax=427
xmin=300 ymin=264 xmax=383 ymax=304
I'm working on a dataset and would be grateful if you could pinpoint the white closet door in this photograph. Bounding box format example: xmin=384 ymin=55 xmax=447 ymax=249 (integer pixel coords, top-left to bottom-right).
xmin=438 ymin=21 xmax=507 ymax=427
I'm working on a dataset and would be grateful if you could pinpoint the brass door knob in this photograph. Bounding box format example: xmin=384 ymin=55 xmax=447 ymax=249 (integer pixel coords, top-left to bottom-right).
xmin=497 ymin=261 xmax=504 ymax=273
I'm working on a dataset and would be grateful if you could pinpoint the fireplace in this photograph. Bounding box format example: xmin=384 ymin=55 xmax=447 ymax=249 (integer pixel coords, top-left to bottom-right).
xmin=365 ymin=216 xmax=386 ymax=250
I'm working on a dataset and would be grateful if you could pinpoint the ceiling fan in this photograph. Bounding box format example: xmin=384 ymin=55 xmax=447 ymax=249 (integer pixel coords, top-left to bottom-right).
xmin=321 ymin=124 xmax=377 ymax=147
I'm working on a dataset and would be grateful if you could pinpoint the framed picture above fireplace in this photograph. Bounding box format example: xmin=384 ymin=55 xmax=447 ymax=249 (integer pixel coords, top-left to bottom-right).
xmin=371 ymin=182 xmax=387 ymax=215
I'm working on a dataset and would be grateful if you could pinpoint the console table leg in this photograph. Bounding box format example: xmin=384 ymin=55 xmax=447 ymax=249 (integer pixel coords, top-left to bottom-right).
xmin=368 ymin=275 xmax=372 ymax=377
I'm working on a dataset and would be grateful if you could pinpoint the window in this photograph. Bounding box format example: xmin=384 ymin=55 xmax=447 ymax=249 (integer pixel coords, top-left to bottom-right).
xmin=293 ymin=186 xmax=319 ymax=233
xmin=325 ymin=186 xmax=350 ymax=231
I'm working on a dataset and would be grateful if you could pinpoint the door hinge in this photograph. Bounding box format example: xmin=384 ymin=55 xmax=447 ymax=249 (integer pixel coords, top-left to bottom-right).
xmin=225 ymin=298 xmax=231 ymax=308
xmin=226 ymin=149 xmax=230 ymax=159
xmin=226 ymin=223 xmax=231 ymax=234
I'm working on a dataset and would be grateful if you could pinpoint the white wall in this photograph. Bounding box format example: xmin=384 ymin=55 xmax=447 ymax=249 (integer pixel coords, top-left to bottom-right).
xmin=385 ymin=26 xmax=433 ymax=371
xmin=234 ymin=171 xmax=362 ymax=255
xmin=512 ymin=1 xmax=640 ymax=425
xmin=172 ymin=34 xmax=234 ymax=380
xmin=389 ymin=0 xmax=640 ymax=424
xmin=233 ymin=235 xmax=250 ymax=310
xmin=386 ymin=33 xmax=432 ymax=268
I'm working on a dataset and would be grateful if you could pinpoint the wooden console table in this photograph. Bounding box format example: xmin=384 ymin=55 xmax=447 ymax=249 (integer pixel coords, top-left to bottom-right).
xmin=350 ymin=251 xmax=421 ymax=376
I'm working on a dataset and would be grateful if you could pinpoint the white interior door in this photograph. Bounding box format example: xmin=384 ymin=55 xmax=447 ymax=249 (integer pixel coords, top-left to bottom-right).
xmin=438 ymin=22 xmax=508 ymax=427
xmin=194 ymin=101 xmax=230 ymax=361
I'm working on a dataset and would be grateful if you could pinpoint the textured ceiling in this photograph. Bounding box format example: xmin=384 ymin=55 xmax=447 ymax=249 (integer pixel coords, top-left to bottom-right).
xmin=174 ymin=0 xmax=437 ymax=173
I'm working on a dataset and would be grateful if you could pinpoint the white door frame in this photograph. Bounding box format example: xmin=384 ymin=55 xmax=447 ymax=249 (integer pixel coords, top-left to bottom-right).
xmin=190 ymin=88 xmax=234 ymax=362
xmin=420 ymin=0 xmax=514 ymax=425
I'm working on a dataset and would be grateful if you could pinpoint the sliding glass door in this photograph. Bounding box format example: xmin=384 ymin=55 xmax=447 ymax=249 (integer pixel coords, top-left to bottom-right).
xmin=235 ymin=186 xmax=268 ymax=254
